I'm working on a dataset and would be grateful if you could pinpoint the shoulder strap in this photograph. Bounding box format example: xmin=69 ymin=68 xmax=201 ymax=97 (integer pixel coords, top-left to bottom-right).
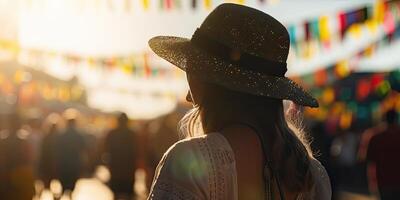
xmin=236 ymin=123 xmax=285 ymax=200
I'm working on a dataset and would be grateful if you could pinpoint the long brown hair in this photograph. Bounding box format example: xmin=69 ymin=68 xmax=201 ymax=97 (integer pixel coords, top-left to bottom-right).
xmin=179 ymin=81 xmax=314 ymax=196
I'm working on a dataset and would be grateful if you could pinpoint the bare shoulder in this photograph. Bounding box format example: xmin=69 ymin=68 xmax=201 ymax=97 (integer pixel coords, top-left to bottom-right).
xmin=159 ymin=134 xmax=220 ymax=174
xmin=163 ymin=134 xmax=209 ymax=156
xmin=148 ymin=135 xmax=211 ymax=199
xmin=309 ymin=158 xmax=332 ymax=200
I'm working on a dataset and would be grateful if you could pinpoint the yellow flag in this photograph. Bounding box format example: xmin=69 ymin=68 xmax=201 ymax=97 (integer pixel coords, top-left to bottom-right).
xmin=335 ymin=60 xmax=350 ymax=78
xmin=142 ymin=0 xmax=149 ymax=10
xmin=122 ymin=62 xmax=133 ymax=74
xmin=366 ymin=19 xmax=379 ymax=35
xmin=204 ymin=0 xmax=211 ymax=10
xmin=319 ymin=16 xmax=330 ymax=43
xmin=348 ymin=24 xmax=362 ymax=39
xmin=373 ymin=0 xmax=385 ymax=23
xmin=237 ymin=0 xmax=245 ymax=4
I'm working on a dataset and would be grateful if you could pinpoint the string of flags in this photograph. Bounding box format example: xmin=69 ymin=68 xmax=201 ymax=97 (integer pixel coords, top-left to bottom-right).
xmin=5 ymin=1 xmax=396 ymax=80
xmin=292 ymin=6 xmax=400 ymax=92
xmin=296 ymin=25 xmax=400 ymax=132
xmin=21 ymin=0 xmax=268 ymax=12
xmin=15 ymin=49 xmax=185 ymax=80
xmin=288 ymin=0 xmax=400 ymax=60
xmin=293 ymin=1 xmax=400 ymax=132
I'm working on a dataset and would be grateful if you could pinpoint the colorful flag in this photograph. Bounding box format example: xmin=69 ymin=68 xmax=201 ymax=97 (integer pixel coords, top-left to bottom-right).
xmin=143 ymin=53 xmax=151 ymax=77
xmin=166 ymin=0 xmax=172 ymax=10
xmin=142 ymin=0 xmax=149 ymax=10
xmin=338 ymin=12 xmax=347 ymax=40
xmin=175 ymin=0 xmax=182 ymax=9
xmin=237 ymin=0 xmax=245 ymax=4
xmin=160 ymin=0 xmax=164 ymax=9
xmin=204 ymin=0 xmax=212 ymax=10
xmin=319 ymin=16 xmax=331 ymax=47
xmin=373 ymin=0 xmax=385 ymax=23
xmin=311 ymin=19 xmax=320 ymax=41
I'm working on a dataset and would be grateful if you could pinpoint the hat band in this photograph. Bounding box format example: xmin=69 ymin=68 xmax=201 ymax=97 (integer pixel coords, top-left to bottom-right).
xmin=191 ymin=28 xmax=287 ymax=77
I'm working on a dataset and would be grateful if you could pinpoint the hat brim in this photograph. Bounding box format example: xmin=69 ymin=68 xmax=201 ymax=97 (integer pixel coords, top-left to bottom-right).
xmin=149 ymin=36 xmax=319 ymax=108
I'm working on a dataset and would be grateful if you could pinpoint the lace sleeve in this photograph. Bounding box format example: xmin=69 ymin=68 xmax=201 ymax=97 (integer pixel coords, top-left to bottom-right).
xmin=147 ymin=140 xmax=209 ymax=200
xmin=310 ymin=159 xmax=332 ymax=200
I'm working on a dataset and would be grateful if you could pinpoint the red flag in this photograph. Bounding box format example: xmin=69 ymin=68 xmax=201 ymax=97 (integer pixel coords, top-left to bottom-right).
xmin=338 ymin=12 xmax=347 ymax=40
xmin=166 ymin=0 xmax=172 ymax=9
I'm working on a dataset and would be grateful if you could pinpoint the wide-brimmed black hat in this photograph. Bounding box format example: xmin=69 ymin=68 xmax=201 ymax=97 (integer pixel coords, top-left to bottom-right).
xmin=149 ymin=3 xmax=319 ymax=107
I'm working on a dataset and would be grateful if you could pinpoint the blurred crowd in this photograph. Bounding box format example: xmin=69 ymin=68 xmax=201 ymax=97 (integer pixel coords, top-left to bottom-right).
xmin=0 ymin=108 xmax=181 ymax=200
xmin=0 ymin=106 xmax=399 ymax=200
xmin=310 ymin=109 xmax=400 ymax=200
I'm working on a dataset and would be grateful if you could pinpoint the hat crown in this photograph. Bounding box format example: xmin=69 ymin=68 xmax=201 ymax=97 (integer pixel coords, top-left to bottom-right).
xmin=198 ymin=3 xmax=290 ymax=63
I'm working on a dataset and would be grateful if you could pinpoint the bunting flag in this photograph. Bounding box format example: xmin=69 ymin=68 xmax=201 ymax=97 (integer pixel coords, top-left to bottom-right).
xmin=334 ymin=60 xmax=350 ymax=78
xmin=204 ymin=0 xmax=212 ymax=10
xmin=143 ymin=53 xmax=151 ymax=77
xmin=166 ymin=0 xmax=173 ymax=10
xmin=310 ymin=19 xmax=321 ymax=55
xmin=319 ymin=16 xmax=331 ymax=48
xmin=159 ymin=0 xmax=164 ymax=9
xmin=338 ymin=12 xmax=347 ymax=40
xmin=174 ymin=0 xmax=182 ymax=9
xmin=142 ymin=0 xmax=150 ymax=10
xmin=237 ymin=0 xmax=245 ymax=5
xmin=288 ymin=25 xmax=298 ymax=55
xmin=4 ymin=0 xmax=400 ymax=82
xmin=383 ymin=10 xmax=396 ymax=34
xmin=348 ymin=24 xmax=363 ymax=39
xmin=303 ymin=22 xmax=312 ymax=58
xmin=374 ymin=0 xmax=386 ymax=23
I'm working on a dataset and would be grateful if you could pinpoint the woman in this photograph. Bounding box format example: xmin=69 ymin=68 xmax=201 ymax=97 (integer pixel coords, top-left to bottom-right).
xmin=147 ymin=3 xmax=331 ymax=200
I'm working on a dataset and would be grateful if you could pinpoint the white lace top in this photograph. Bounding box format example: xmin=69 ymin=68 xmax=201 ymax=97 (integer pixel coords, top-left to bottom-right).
xmin=148 ymin=132 xmax=331 ymax=200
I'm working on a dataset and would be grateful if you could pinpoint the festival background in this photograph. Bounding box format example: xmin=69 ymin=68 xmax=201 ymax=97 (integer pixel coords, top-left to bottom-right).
xmin=0 ymin=0 xmax=399 ymax=200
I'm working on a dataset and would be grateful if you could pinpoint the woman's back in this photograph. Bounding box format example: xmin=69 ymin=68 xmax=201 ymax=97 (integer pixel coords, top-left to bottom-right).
xmin=148 ymin=130 xmax=331 ymax=200
xmin=221 ymin=125 xmax=299 ymax=200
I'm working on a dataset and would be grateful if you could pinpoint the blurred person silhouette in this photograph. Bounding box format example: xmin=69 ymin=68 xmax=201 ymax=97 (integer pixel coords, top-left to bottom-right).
xmin=0 ymin=113 xmax=35 ymax=200
xmin=104 ymin=112 xmax=137 ymax=200
xmin=366 ymin=109 xmax=400 ymax=200
xmin=25 ymin=110 xmax=44 ymax=179
xmin=38 ymin=113 xmax=61 ymax=190
xmin=57 ymin=108 xmax=87 ymax=194
xmin=330 ymin=126 xmax=359 ymax=191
